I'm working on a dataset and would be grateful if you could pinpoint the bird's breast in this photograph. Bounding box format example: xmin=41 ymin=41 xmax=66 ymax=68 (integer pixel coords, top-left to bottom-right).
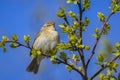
xmin=33 ymin=30 xmax=59 ymax=52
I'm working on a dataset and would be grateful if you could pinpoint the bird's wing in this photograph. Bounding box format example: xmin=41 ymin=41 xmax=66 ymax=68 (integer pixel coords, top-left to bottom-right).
xmin=57 ymin=32 xmax=60 ymax=43
xmin=30 ymin=27 xmax=44 ymax=55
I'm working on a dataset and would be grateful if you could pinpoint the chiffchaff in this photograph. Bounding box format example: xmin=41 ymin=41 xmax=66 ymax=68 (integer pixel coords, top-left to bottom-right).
xmin=26 ymin=22 xmax=59 ymax=74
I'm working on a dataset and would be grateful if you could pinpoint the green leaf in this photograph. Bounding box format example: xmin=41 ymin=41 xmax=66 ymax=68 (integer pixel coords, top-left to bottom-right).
xmin=78 ymin=66 xmax=82 ymax=71
xmin=66 ymin=63 xmax=73 ymax=72
xmin=56 ymin=8 xmax=66 ymax=18
xmin=10 ymin=43 xmax=17 ymax=48
xmin=66 ymin=42 xmax=74 ymax=51
xmin=107 ymin=62 xmax=118 ymax=72
xmin=2 ymin=36 xmax=9 ymax=42
xmin=99 ymin=73 xmax=104 ymax=79
xmin=68 ymin=34 xmax=77 ymax=44
xmin=59 ymin=24 xmax=72 ymax=33
xmin=79 ymin=44 xmax=85 ymax=49
xmin=112 ymin=52 xmax=120 ymax=56
xmin=23 ymin=35 xmax=30 ymax=43
xmin=51 ymin=60 xmax=59 ymax=64
xmin=0 ymin=40 xmax=5 ymax=48
xmin=57 ymin=42 xmax=74 ymax=51
xmin=111 ymin=5 xmax=120 ymax=13
xmin=0 ymin=36 xmax=9 ymax=51
xmin=57 ymin=44 xmax=67 ymax=50
xmin=68 ymin=11 xmax=77 ymax=20
xmin=75 ymin=38 xmax=82 ymax=48
xmin=72 ymin=21 xmax=79 ymax=29
xmin=12 ymin=34 xmax=18 ymax=42
xmin=31 ymin=48 xmax=41 ymax=57
xmin=59 ymin=24 xmax=66 ymax=29
xmin=81 ymin=17 xmax=90 ymax=31
xmin=110 ymin=77 xmax=116 ymax=80
xmin=83 ymin=17 xmax=90 ymax=26
xmin=93 ymin=28 xmax=100 ymax=39
xmin=65 ymin=26 xmax=72 ymax=33
xmin=94 ymin=28 xmax=99 ymax=33
xmin=103 ymin=24 xmax=111 ymax=35
xmin=2 ymin=36 xmax=8 ymax=41
xmin=72 ymin=54 xmax=79 ymax=62
xmin=0 ymin=42 xmax=2 ymax=47
xmin=67 ymin=0 xmax=77 ymax=4
xmin=105 ymin=24 xmax=110 ymax=31
xmin=3 ymin=46 xmax=6 ymax=53
xmin=59 ymin=52 xmax=67 ymax=60
xmin=49 ymin=49 xmax=57 ymax=56
xmin=107 ymin=70 xmax=112 ymax=76
xmin=111 ymin=0 xmax=120 ymax=4
xmin=85 ymin=45 xmax=90 ymax=50
xmin=97 ymin=55 xmax=104 ymax=65
xmin=50 ymin=55 xmax=56 ymax=61
xmin=83 ymin=0 xmax=90 ymax=10
xmin=110 ymin=0 xmax=120 ymax=13
xmin=115 ymin=42 xmax=120 ymax=51
xmin=97 ymin=12 xmax=106 ymax=22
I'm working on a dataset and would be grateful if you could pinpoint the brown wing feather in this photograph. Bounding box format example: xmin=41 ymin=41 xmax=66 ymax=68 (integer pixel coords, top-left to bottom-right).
xmin=30 ymin=27 xmax=45 ymax=55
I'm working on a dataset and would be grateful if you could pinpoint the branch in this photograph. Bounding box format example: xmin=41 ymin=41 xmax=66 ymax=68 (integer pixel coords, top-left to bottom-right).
xmin=4 ymin=40 xmax=31 ymax=49
xmin=41 ymin=53 xmax=85 ymax=79
xmin=56 ymin=58 xmax=84 ymax=76
xmin=86 ymin=12 xmax=114 ymax=67
xmin=78 ymin=49 xmax=88 ymax=79
xmin=89 ymin=55 xmax=119 ymax=80
xmin=77 ymin=0 xmax=83 ymax=39
xmin=64 ymin=17 xmax=70 ymax=25
xmin=1 ymin=40 xmax=85 ymax=79
xmin=62 ymin=4 xmax=87 ymax=78
xmin=77 ymin=0 xmax=88 ymax=79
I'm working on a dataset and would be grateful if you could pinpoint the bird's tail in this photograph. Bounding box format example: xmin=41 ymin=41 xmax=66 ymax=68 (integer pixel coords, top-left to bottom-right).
xmin=26 ymin=56 xmax=44 ymax=74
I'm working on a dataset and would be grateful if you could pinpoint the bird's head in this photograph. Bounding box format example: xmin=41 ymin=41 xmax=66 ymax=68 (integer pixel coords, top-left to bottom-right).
xmin=43 ymin=22 xmax=55 ymax=30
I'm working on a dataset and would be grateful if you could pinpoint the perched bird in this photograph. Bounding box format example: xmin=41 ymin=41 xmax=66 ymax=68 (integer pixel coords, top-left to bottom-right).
xmin=26 ymin=22 xmax=59 ymax=74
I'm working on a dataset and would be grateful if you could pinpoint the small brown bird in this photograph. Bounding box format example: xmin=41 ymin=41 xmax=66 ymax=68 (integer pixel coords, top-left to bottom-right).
xmin=26 ymin=22 xmax=59 ymax=74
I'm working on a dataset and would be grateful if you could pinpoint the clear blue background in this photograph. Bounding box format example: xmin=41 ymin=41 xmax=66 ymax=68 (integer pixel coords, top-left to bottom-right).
xmin=0 ymin=0 xmax=120 ymax=80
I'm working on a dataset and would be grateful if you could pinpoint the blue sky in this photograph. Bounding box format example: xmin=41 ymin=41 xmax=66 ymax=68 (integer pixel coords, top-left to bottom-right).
xmin=0 ymin=0 xmax=120 ymax=80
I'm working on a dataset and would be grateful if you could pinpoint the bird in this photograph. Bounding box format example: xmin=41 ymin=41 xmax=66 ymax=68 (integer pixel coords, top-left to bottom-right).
xmin=26 ymin=22 xmax=59 ymax=74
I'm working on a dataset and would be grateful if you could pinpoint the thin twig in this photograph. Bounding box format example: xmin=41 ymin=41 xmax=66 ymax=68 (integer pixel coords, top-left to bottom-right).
xmin=64 ymin=17 xmax=70 ymax=25
xmin=5 ymin=40 xmax=32 ymax=49
xmin=55 ymin=58 xmax=84 ymax=77
xmin=41 ymin=53 xmax=85 ymax=79
xmin=78 ymin=49 xmax=87 ymax=79
xmin=86 ymin=12 xmax=114 ymax=68
xmin=89 ymin=55 xmax=119 ymax=80
xmin=77 ymin=0 xmax=83 ymax=39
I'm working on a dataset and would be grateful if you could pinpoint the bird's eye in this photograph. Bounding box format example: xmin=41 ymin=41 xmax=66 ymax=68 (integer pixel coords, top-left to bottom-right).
xmin=47 ymin=24 xmax=51 ymax=27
